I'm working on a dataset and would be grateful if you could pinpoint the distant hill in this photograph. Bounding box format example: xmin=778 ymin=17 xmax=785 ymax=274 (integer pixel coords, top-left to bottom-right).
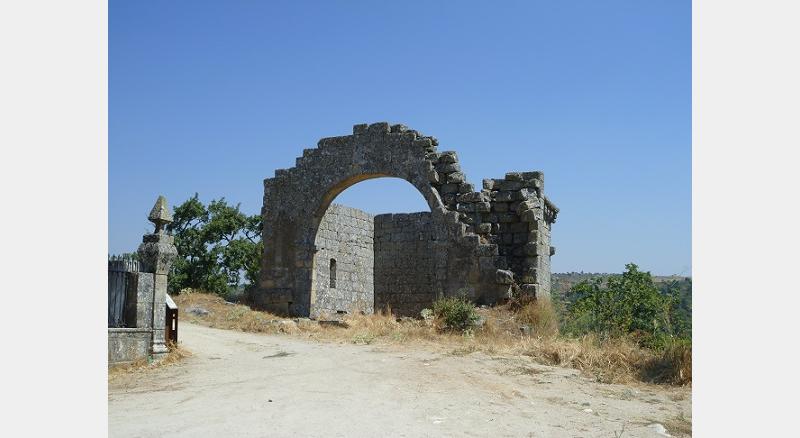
xmin=552 ymin=272 xmax=691 ymax=297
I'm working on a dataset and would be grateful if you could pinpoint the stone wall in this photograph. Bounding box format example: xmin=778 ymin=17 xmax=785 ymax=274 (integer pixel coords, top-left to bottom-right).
xmin=108 ymin=328 xmax=152 ymax=365
xmin=256 ymin=122 xmax=558 ymax=317
xmin=312 ymin=204 xmax=374 ymax=317
xmin=374 ymin=212 xmax=437 ymax=316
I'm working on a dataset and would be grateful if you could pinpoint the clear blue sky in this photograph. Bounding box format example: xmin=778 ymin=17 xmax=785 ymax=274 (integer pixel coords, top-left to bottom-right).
xmin=110 ymin=0 xmax=690 ymax=275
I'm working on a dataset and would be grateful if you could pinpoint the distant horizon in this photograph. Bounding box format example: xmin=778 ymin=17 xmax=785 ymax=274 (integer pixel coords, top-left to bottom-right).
xmin=110 ymin=1 xmax=690 ymax=276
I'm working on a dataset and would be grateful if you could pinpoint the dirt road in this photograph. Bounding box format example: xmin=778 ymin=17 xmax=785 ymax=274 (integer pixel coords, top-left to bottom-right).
xmin=109 ymin=323 xmax=690 ymax=437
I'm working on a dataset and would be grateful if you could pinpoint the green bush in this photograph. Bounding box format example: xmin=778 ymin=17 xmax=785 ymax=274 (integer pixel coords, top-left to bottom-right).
xmin=563 ymin=263 xmax=683 ymax=349
xmin=432 ymin=296 xmax=480 ymax=332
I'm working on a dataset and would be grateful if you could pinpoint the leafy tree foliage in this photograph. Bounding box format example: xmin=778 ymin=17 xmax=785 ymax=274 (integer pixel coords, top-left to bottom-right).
xmin=563 ymin=263 xmax=687 ymax=349
xmin=166 ymin=194 xmax=262 ymax=297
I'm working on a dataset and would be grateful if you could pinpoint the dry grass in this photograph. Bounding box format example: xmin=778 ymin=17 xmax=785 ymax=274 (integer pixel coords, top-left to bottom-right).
xmin=509 ymin=296 xmax=560 ymax=338
xmin=173 ymin=291 xmax=691 ymax=386
xmin=108 ymin=343 xmax=192 ymax=380
xmin=661 ymin=411 xmax=693 ymax=437
xmin=641 ymin=341 xmax=692 ymax=385
xmin=176 ymin=290 xmax=286 ymax=334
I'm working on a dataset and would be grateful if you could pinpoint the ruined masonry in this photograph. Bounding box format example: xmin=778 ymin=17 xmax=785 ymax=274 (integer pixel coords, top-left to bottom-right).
xmin=253 ymin=122 xmax=558 ymax=318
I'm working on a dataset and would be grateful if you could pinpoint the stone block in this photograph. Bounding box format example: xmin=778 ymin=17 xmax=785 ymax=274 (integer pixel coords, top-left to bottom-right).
xmin=108 ymin=328 xmax=151 ymax=365
xmin=368 ymin=122 xmax=390 ymax=133
xmin=511 ymin=188 xmax=534 ymax=201
xmin=476 ymin=244 xmax=498 ymax=256
xmin=353 ymin=123 xmax=369 ymax=134
xmin=439 ymin=151 xmax=458 ymax=163
xmin=447 ymin=172 xmax=465 ymax=184
xmin=499 ymin=180 xmax=523 ymax=191
xmin=523 ymin=242 xmax=539 ymax=256
xmin=516 ymin=199 xmax=540 ymax=214
xmin=128 ymin=272 xmax=154 ymax=305
xmin=522 ymin=171 xmax=543 ymax=180
xmin=498 ymin=213 xmax=517 ymax=223
xmin=457 ymin=192 xmax=488 ymax=203
xmin=440 ymin=183 xmax=459 ymax=194
xmin=457 ymin=203 xmax=475 ymax=213
xmin=481 ymin=213 xmax=498 ymax=223
xmin=513 ymin=232 xmax=529 ymax=244
xmin=494 ymin=191 xmax=513 ymax=202
xmin=153 ymin=301 xmax=166 ymax=331
xmin=495 ymin=269 xmax=514 ymax=284
xmin=520 ymin=209 xmax=541 ymax=223
xmin=436 ymin=162 xmax=461 ymax=173
xmin=391 ymin=123 xmax=409 ymax=133
xmin=492 ymin=202 xmax=508 ymax=212
xmin=474 ymin=202 xmax=491 ymax=212
xmin=519 ymin=284 xmax=539 ymax=297
xmin=136 ymin=301 xmax=154 ymax=328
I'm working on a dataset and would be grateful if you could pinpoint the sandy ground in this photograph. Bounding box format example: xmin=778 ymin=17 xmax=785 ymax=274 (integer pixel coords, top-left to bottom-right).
xmin=109 ymin=323 xmax=691 ymax=438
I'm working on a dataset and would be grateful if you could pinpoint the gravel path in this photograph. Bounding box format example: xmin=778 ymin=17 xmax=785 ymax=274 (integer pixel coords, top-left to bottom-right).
xmin=109 ymin=323 xmax=690 ymax=437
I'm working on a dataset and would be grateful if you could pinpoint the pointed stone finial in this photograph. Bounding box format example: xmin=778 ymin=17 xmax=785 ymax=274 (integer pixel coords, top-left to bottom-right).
xmin=148 ymin=195 xmax=173 ymax=234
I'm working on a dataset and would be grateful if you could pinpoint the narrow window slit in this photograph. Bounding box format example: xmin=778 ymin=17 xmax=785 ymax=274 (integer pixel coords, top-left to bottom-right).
xmin=329 ymin=258 xmax=337 ymax=288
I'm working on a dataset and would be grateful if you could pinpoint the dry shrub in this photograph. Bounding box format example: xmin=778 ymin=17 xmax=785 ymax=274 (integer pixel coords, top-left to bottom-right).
xmin=108 ymin=343 xmax=192 ymax=379
xmin=512 ymin=297 xmax=559 ymax=338
xmin=162 ymin=343 xmax=192 ymax=366
xmin=661 ymin=412 xmax=692 ymax=437
xmin=521 ymin=334 xmax=651 ymax=384
xmin=642 ymin=341 xmax=692 ymax=385
xmin=174 ymin=290 xmax=284 ymax=334
xmin=108 ymin=358 xmax=150 ymax=378
xmin=338 ymin=308 xmax=442 ymax=344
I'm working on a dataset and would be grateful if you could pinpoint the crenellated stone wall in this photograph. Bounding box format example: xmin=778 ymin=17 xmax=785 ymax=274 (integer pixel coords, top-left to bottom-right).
xmin=374 ymin=212 xmax=437 ymax=316
xmin=312 ymin=204 xmax=374 ymax=317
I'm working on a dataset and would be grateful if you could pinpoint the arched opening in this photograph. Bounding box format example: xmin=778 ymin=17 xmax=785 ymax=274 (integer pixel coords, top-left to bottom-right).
xmin=310 ymin=177 xmax=436 ymax=318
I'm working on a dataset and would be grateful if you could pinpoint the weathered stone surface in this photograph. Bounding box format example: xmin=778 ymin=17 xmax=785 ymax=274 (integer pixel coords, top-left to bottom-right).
xmin=439 ymin=151 xmax=458 ymax=163
xmin=255 ymin=123 xmax=558 ymax=316
xmin=447 ymin=172 xmax=465 ymax=184
xmin=147 ymin=195 xmax=173 ymax=233
xmin=312 ymin=204 xmax=374 ymax=318
xmin=186 ymin=306 xmax=210 ymax=316
xmin=108 ymin=328 xmax=151 ymax=365
xmin=495 ymin=269 xmax=514 ymax=284
xmin=436 ymin=162 xmax=461 ymax=173
xmin=374 ymin=212 xmax=437 ymax=317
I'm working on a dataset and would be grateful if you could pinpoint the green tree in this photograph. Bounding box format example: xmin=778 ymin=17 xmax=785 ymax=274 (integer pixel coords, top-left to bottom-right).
xmin=166 ymin=194 xmax=262 ymax=297
xmin=566 ymin=263 xmax=674 ymax=348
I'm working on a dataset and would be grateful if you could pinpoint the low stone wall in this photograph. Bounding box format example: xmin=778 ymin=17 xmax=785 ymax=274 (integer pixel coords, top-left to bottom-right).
xmin=374 ymin=212 xmax=437 ymax=316
xmin=108 ymin=328 xmax=152 ymax=365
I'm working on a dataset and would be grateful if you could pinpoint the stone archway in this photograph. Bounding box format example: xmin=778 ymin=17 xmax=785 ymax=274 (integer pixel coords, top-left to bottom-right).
xmin=253 ymin=122 xmax=559 ymax=317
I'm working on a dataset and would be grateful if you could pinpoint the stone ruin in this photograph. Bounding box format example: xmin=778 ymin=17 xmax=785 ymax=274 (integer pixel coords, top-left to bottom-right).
xmin=251 ymin=122 xmax=558 ymax=318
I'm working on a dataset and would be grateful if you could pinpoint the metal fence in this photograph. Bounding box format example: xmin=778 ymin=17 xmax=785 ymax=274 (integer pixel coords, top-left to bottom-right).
xmin=108 ymin=255 xmax=140 ymax=328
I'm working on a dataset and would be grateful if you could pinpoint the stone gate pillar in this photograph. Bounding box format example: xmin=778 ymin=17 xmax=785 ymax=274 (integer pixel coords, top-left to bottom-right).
xmin=136 ymin=195 xmax=178 ymax=360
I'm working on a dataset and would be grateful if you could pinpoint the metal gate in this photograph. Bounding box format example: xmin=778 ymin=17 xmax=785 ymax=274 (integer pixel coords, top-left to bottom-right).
xmin=108 ymin=256 xmax=140 ymax=327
